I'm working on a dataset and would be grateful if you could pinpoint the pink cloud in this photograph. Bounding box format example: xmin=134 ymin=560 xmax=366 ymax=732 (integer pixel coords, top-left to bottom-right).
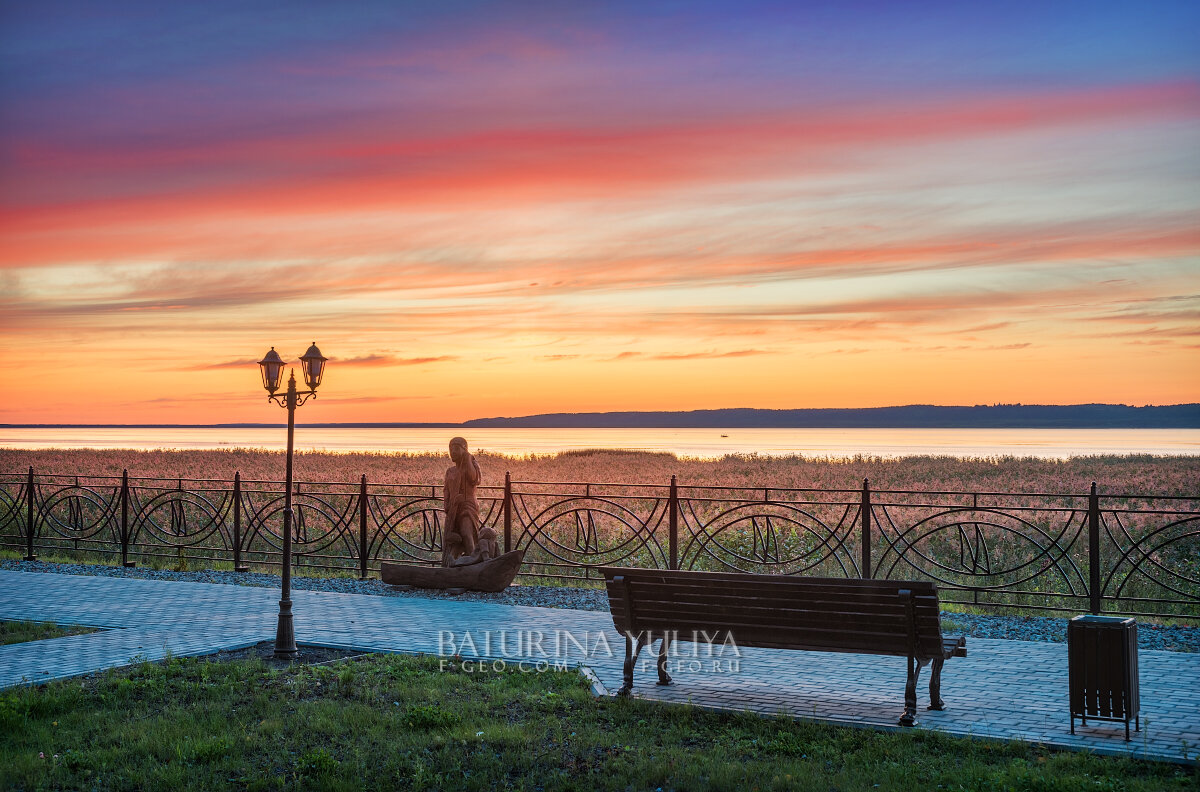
xmin=3 ymin=80 xmax=1196 ymax=269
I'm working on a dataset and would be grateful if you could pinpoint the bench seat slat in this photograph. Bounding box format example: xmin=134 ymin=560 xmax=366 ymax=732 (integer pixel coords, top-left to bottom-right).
xmin=610 ymin=621 xmax=941 ymax=657
xmin=609 ymin=631 xmax=964 ymax=660
xmin=605 ymin=568 xmax=938 ymax=590
xmin=608 ymin=600 xmax=942 ymax=634
xmin=609 ymin=618 xmax=944 ymax=648
xmin=612 ymin=626 xmax=917 ymax=656
xmin=605 ymin=589 xmax=941 ymax=619
xmin=605 ymin=583 xmax=940 ymax=611
xmin=603 ymin=574 xmax=938 ymax=595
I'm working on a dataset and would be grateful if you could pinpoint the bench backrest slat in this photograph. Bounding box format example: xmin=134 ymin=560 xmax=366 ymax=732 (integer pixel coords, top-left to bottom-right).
xmin=600 ymin=567 xmax=945 ymax=659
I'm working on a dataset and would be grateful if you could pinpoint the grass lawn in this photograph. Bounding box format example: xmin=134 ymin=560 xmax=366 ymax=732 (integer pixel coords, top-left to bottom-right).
xmin=0 ymin=620 xmax=99 ymax=647
xmin=0 ymin=652 xmax=1194 ymax=792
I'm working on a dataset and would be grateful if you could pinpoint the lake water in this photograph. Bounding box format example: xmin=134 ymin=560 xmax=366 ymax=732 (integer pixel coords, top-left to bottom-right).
xmin=1 ymin=427 xmax=1198 ymax=459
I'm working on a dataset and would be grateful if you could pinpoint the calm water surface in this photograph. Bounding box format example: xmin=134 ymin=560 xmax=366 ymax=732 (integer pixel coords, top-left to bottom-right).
xmin=1 ymin=427 xmax=1197 ymax=459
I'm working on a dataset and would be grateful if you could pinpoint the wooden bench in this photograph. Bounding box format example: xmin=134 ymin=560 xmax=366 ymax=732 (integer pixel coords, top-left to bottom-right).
xmin=600 ymin=567 xmax=967 ymax=726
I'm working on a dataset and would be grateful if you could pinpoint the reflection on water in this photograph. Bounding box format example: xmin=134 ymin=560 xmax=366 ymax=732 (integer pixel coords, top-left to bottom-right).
xmin=1 ymin=427 xmax=1198 ymax=459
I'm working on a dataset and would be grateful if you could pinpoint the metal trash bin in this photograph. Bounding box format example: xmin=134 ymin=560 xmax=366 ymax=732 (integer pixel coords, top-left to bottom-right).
xmin=1068 ymin=615 xmax=1139 ymax=740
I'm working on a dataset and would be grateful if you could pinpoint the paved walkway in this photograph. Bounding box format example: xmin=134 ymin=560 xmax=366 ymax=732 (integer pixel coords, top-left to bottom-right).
xmin=1 ymin=570 xmax=1196 ymax=763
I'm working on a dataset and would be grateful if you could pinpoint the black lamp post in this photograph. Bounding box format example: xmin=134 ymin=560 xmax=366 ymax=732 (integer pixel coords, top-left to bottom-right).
xmin=257 ymin=342 xmax=328 ymax=658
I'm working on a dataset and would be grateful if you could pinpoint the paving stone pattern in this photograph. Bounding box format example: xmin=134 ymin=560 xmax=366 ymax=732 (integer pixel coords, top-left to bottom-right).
xmin=0 ymin=570 xmax=1196 ymax=763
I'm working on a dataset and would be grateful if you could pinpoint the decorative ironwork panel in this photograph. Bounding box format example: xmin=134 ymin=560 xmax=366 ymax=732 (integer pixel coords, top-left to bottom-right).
xmin=367 ymin=489 xmax=445 ymax=565
xmin=39 ymin=480 xmax=120 ymax=545
xmin=240 ymin=485 xmax=359 ymax=570
xmin=678 ymin=488 xmax=860 ymax=576
xmin=363 ymin=485 xmax=503 ymax=567
xmin=871 ymin=492 xmax=1090 ymax=612
xmin=1099 ymin=496 xmax=1200 ymax=618
xmin=128 ymin=485 xmax=231 ymax=549
xmin=510 ymin=484 xmax=669 ymax=579
xmin=0 ymin=475 xmax=25 ymax=542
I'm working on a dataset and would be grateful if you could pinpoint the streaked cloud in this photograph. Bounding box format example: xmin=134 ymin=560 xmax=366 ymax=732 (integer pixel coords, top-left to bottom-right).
xmin=186 ymin=358 xmax=261 ymax=371
xmin=316 ymin=395 xmax=435 ymax=404
xmin=650 ymin=350 xmax=772 ymax=361
xmin=335 ymin=355 xmax=458 ymax=367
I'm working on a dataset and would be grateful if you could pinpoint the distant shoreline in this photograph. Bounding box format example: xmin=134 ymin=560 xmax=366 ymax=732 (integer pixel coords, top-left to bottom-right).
xmin=464 ymin=404 xmax=1200 ymax=429
xmin=5 ymin=403 xmax=1199 ymax=430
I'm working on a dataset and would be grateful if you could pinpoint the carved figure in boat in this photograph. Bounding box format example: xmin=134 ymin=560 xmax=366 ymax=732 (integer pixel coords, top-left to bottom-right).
xmin=381 ymin=437 xmax=524 ymax=592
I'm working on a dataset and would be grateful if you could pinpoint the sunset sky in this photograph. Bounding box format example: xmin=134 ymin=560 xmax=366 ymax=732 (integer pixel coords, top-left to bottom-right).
xmin=2 ymin=1 xmax=1198 ymax=424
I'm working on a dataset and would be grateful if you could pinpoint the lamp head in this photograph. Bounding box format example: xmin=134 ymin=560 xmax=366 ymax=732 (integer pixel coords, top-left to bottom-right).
xmin=257 ymin=347 xmax=286 ymax=394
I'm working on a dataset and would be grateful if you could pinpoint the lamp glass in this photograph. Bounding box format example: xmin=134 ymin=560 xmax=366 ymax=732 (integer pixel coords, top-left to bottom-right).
xmin=300 ymin=343 xmax=327 ymax=390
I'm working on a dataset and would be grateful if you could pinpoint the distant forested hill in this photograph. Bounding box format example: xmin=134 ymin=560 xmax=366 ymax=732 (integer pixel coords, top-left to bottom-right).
xmin=463 ymin=404 xmax=1200 ymax=428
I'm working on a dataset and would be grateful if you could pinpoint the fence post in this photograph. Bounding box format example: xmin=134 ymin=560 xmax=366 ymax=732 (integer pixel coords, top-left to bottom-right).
xmin=232 ymin=472 xmax=247 ymax=572
xmin=24 ymin=466 xmax=36 ymax=561
xmin=359 ymin=475 xmax=369 ymax=579
xmin=1089 ymin=482 xmax=1101 ymax=614
xmin=503 ymin=472 xmax=512 ymax=554
xmin=669 ymin=475 xmax=679 ymax=570
xmin=860 ymin=478 xmax=872 ymax=579
xmin=120 ymin=469 xmax=133 ymax=567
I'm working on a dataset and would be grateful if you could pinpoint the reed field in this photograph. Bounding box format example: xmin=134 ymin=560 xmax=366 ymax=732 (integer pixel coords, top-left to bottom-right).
xmin=2 ymin=447 xmax=1197 ymax=493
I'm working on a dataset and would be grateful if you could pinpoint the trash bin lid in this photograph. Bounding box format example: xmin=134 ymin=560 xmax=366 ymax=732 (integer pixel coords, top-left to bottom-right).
xmin=1070 ymin=615 xmax=1135 ymax=626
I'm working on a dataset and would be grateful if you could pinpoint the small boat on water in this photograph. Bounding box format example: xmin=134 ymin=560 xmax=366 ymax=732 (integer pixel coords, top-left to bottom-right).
xmin=380 ymin=549 xmax=526 ymax=593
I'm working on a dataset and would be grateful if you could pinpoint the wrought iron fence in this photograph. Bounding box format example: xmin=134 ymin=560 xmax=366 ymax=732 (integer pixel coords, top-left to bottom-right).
xmin=1 ymin=468 xmax=1196 ymax=618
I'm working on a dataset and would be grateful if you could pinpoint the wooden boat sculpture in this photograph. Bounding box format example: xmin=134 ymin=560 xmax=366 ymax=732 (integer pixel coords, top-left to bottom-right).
xmin=380 ymin=549 xmax=526 ymax=593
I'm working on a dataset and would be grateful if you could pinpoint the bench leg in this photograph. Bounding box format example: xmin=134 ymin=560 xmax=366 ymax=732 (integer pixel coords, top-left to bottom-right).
xmin=899 ymin=655 xmax=925 ymax=727
xmin=656 ymin=633 xmax=673 ymax=686
xmin=618 ymin=632 xmax=644 ymax=696
xmin=927 ymin=655 xmax=946 ymax=711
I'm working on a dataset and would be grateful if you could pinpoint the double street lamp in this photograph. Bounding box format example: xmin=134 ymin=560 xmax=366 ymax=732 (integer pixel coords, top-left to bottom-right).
xmin=257 ymin=342 xmax=328 ymax=658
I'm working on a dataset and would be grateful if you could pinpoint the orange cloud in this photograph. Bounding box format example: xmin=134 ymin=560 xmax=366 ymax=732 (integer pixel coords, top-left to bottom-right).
xmin=3 ymin=219 xmax=1196 ymax=336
